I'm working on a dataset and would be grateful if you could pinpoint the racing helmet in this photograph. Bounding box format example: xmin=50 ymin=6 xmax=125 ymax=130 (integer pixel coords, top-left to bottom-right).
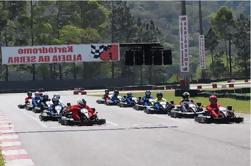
xmin=156 ymin=91 xmax=163 ymax=98
xmin=27 ymin=91 xmax=32 ymax=97
xmin=52 ymin=96 xmax=59 ymax=104
xmin=43 ymin=94 xmax=49 ymax=100
xmin=182 ymin=92 xmax=190 ymax=99
xmin=53 ymin=94 xmax=60 ymax=99
xmin=209 ymin=95 xmax=217 ymax=102
xmin=35 ymin=91 xmax=40 ymax=97
xmin=127 ymin=92 xmax=132 ymax=97
xmin=105 ymin=89 xmax=109 ymax=94
xmin=77 ymin=99 xmax=86 ymax=106
xmin=145 ymin=90 xmax=151 ymax=96
xmin=114 ymin=90 xmax=119 ymax=95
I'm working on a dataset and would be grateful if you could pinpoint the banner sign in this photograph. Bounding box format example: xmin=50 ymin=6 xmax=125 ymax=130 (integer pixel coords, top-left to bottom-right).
xmin=1 ymin=43 xmax=120 ymax=65
xmin=179 ymin=15 xmax=189 ymax=72
xmin=199 ymin=35 xmax=206 ymax=69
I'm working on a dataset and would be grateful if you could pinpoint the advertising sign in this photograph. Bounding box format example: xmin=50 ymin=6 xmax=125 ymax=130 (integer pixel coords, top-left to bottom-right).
xmin=179 ymin=15 xmax=189 ymax=72
xmin=1 ymin=43 xmax=120 ymax=65
xmin=199 ymin=35 xmax=206 ymax=69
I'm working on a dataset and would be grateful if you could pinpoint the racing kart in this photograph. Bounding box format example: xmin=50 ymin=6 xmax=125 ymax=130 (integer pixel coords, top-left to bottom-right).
xmin=169 ymin=102 xmax=204 ymax=118
xmin=73 ymin=88 xmax=87 ymax=95
xmin=18 ymin=99 xmax=33 ymax=111
xmin=58 ymin=107 xmax=106 ymax=126
xmin=39 ymin=104 xmax=64 ymax=121
xmin=118 ymin=97 xmax=137 ymax=107
xmin=194 ymin=106 xmax=244 ymax=124
xmin=144 ymin=101 xmax=174 ymax=114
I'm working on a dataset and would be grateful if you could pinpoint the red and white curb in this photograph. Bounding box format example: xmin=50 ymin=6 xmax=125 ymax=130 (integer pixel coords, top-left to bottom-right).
xmin=0 ymin=114 xmax=34 ymax=166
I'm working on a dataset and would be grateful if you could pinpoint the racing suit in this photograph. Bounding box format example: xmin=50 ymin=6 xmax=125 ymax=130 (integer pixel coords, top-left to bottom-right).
xmin=206 ymin=103 xmax=221 ymax=118
xmin=48 ymin=103 xmax=64 ymax=114
xmin=32 ymin=96 xmax=42 ymax=108
xmin=68 ymin=104 xmax=94 ymax=121
xmin=25 ymin=96 xmax=32 ymax=104
xmin=180 ymin=99 xmax=194 ymax=112
xmin=103 ymin=94 xmax=110 ymax=102
xmin=110 ymin=95 xmax=120 ymax=104
xmin=140 ymin=96 xmax=153 ymax=106
xmin=153 ymin=98 xmax=167 ymax=110
xmin=122 ymin=96 xmax=135 ymax=105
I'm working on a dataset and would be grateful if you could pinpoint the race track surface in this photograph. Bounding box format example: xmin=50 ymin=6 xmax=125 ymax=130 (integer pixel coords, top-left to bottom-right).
xmin=0 ymin=90 xmax=250 ymax=166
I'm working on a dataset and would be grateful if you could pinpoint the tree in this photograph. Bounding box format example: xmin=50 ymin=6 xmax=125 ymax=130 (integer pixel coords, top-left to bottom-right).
xmin=233 ymin=14 xmax=250 ymax=77
xmin=210 ymin=6 xmax=235 ymax=76
xmin=205 ymin=27 xmax=219 ymax=75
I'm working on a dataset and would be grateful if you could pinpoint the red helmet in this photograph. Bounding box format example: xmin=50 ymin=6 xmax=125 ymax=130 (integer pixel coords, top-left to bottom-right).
xmin=209 ymin=95 xmax=217 ymax=102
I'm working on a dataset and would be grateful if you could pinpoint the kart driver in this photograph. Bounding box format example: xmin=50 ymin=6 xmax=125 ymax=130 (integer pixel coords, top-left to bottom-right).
xmin=122 ymin=92 xmax=135 ymax=105
xmin=140 ymin=90 xmax=154 ymax=106
xmin=48 ymin=96 xmax=63 ymax=114
xmin=103 ymin=89 xmax=110 ymax=102
xmin=25 ymin=91 xmax=32 ymax=104
xmin=206 ymin=95 xmax=221 ymax=118
xmin=68 ymin=99 xmax=95 ymax=121
xmin=110 ymin=90 xmax=120 ymax=104
xmin=153 ymin=92 xmax=167 ymax=110
xmin=32 ymin=91 xmax=42 ymax=108
xmin=180 ymin=92 xmax=194 ymax=112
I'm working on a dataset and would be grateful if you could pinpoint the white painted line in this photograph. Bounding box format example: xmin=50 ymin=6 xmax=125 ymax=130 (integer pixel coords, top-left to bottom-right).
xmin=106 ymin=121 xmax=119 ymax=126
xmin=0 ymin=141 xmax=21 ymax=147
xmin=0 ymin=129 xmax=15 ymax=133
xmin=20 ymin=111 xmax=48 ymax=128
xmin=2 ymin=149 xmax=27 ymax=156
xmin=0 ymin=134 xmax=19 ymax=139
xmin=0 ymin=121 xmax=12 ymax=124
xmin=5 ymin=159 xmax=34 ymax=166
xmin=0 ymin=124 xmax=14 ymax=128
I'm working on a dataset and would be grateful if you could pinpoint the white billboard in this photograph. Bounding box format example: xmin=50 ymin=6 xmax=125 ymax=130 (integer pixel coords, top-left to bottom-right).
xmin=1 ymin=43 xmax=120 ymax=65
xmin=179 ymin=15 xmax=189 ymax=72
xmin=199 ymin=35 xmax=206 ymax=69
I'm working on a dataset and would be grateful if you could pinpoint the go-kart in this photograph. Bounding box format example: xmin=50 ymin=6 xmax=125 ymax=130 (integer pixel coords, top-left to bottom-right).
xmin=39 ymin=104 xmax=64 ymax=121
xmin=144 ymin=101 xmax=174 ymax=114
xmin=118 ymin=97 xmax=137 ymax=107
xmin=73 ymin=88 xmax=87 ymax=95
xmin=169 ymin=102 xmax=204 ymax=118
xmin=18 ymin=99 xmax=33 ymax=111
xmin=58 ymin=107 xmax=106 ymax=126
xmin=194 ymin=106 xmax=244 ymax=124
xmin=105 ymin=96 xmax=122 ymax=106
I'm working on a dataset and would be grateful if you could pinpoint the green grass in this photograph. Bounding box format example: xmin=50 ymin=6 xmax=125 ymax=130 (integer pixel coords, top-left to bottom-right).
xmin=0 ymin=151 xmax=4 ymax=166
xmin=107 ymin=91 xmax=250 ymax=114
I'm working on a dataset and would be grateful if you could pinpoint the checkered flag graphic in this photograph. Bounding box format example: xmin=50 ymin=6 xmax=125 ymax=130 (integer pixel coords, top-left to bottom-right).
xmin=91 ymin=44 xmax=112 ymax=58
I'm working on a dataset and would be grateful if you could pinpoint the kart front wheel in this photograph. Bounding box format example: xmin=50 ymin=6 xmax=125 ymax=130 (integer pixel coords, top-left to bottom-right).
xmin=96 ymin=119 xmax=106 ymax=125
xmin=39 ymin=115 xmax=47 ymax=121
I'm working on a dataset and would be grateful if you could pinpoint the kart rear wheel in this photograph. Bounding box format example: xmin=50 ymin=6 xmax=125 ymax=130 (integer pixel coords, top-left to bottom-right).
xmin=59 ymin=118 xmax=68 ymax=125
xmin=18 ymin=104 xmax=25 ymax=109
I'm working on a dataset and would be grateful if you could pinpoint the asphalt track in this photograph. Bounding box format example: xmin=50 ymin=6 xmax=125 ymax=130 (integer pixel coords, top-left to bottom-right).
xmin=0 ymin=90 xmax=250 ymax=166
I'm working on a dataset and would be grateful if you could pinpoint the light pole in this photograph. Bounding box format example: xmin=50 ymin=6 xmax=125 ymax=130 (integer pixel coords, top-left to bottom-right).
xmin=30 ymin=0 xmax=35 ymax=80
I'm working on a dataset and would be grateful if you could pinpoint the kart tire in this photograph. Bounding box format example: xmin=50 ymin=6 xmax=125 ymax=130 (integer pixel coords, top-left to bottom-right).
xmin=59 ymin=119 xmax=68 ymax=126
xmin=39 ymin=115 xmax=48 ymax=121
xmin=195 ymin=116 xmax=208 ymax=123
xmin=18 ymin=104 xmax=25 ymax=109
xmin=170 ymin=111 xmax=179 ymax=118
xmin=97 ymin=119 xmax=106 ymax=125
xmin=234 ymin=117 xmax=244 ymax=123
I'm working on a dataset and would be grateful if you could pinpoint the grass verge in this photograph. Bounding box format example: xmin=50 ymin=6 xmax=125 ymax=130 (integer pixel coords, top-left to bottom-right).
xmin=93 ymin=90 xmax=250 ymax=114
